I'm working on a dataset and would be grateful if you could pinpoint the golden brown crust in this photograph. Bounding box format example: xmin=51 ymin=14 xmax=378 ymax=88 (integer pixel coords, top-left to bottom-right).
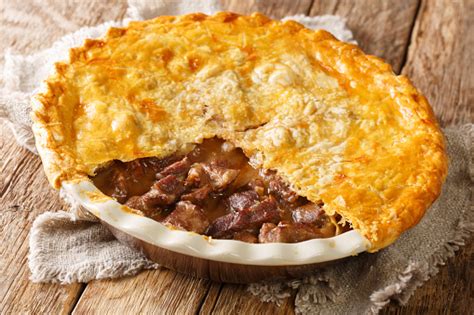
xmin=31 ymin=12 xmax=448 ymax=250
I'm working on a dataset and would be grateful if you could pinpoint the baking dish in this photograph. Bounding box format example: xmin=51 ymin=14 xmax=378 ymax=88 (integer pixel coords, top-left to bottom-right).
xmin=63 ymin=180 xmax=370 ymax=283
xmin=31 ymin=12 xmax=447 ymax=283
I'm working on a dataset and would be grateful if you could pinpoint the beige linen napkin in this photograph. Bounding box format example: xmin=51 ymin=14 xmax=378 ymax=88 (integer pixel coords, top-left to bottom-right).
xmin=1 ymin=1 xmax=472 ymax=313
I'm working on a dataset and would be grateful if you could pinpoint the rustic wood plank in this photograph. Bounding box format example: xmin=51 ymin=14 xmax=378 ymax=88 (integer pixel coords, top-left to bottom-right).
xmin=206 ymin=284 xmax=295 ymax=315
xmin=0 ymin=1 xmax=128 ymax=314
xmin=0 ymin=0 xmax=128 ymax=87
xmin=382 ymin=1 xmax=474 ymax=311
xmin=1 ymin=1 xmax=472 ymax=314
xmin=198 ymin=283 xmax=222 ymax=314
xmin=73 ymin=269 xmax=212 ymax=314
xmin=0 ymin=125 xmax=85 ymax=314
xmin=0 ymin=0 xmax=127 ymax=55
xmin=218 ymin=0 xmax=313 ymax=19
xmin=309 ymin=0 xmax=420 ymax=73
xmin=401 ymin=0 xmax=473 ymax=127
xmin=383 ymin=241 xmax=474 ymax=314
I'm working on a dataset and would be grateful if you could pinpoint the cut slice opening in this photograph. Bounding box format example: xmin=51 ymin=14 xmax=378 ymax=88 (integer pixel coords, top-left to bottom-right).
xmin=91 ymin=137 xmax=351 ymax=243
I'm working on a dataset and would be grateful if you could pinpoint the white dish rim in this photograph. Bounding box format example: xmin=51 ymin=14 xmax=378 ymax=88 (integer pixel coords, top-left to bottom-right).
xmin=63 ymin=180 xmax=371 ymax=266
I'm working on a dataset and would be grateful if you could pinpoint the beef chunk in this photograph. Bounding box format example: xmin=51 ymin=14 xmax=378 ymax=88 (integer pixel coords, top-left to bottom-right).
xmin=232 ymin=196 xmax=280 ymax=228
xmin=227 ymin=190 xmax=260 ymax=213
xmin=185 ymin=163 xmax=205 ymax=187
xmin=126 ymin=156 xmax=182 ymax=181
xmin=105 ymin=156 xmax=185 ymax=204
xmin=125 ymin=174 xmax=186 ymax=211
xmin=156 ymin=175 xmax=185 ymax=195
xmin=206 ymin=214 xmax=234 ymax=238
xmin=125 ymin=196 xmax=164 ymax=220
xmin=144 ymin=156 xmax=181 ymax=172
xmin=162 ymin=201 xmax=210 ymax=234
xmin=258 ymin=222 xmax=324 ymax=243
xmin=207 ymin=196 xmax=280 ymax=238
xmin=292 ymin=203 xmax=325 ymax=225
xmin=184 ymin=162 xmax=239 ymax=192
xmin=125 ymin=195 xmax=147 ymax=212
xmin=268 ymin=178 xmax=299 ymax=203
xmin=258 ymin=223 xmax=277 ymax=242
xmin=202 ymin=163 xmax=240 ymax=191
xmin=232 ymin=230 xmax=258 ymax=243
xmin=261 ymin=171 xmax=299 ymax=204
xmin=181 ymin=185 xmax=213 ymax=205
xmin=248 ymin=178 xmax=265 ymax=196
xmin=157 ymin=157 xmax=191 ymax=179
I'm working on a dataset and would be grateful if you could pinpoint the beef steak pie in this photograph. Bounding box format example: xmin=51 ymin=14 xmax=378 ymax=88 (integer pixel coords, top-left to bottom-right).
xmin=32 ymin=12 xmax=447 ymax=257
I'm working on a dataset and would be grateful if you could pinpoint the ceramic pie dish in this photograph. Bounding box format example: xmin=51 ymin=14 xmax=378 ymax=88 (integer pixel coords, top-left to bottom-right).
xmin=31 ymin=12 xmax=447 ymax=283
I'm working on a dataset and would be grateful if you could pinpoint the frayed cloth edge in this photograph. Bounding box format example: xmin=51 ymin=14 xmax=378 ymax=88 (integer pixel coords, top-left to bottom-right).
xmin=28 ymin=211 xmax=159 ymax=284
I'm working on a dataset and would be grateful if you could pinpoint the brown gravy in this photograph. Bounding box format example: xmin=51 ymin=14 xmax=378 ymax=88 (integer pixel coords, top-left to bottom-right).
xmin=92 ymin=138 xmax=350 ymax=243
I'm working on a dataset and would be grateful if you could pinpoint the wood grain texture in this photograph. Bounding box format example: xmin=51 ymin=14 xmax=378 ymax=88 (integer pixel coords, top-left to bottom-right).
xmin=309 ymin=0 xmax=420 ymax=73
xmin=0 ymin=1 xmax=127 ymax=314
xmin=0 ymin=0 xmax=128 ymax=86
xmin=0 ymin=0 xmax=472 ymax=314
xmin=207 ymin=284 xmax=296 ymax=315
xmin=0 ymin=124 xmax=84 ymax=315
xmin=73 ymin=269 xmax=212 ymax=315
xmin=382 ymin=1 xmax=474 ymax=311
xmin=218 ymin=0 xmax=313 ymax=19
xmin=401 ymin=0 xmax=473 ymax=126
xmin=198 ymin=283 xmax=222 ymax=314
xmin=383 ymin=241 xmax=474 ymax=314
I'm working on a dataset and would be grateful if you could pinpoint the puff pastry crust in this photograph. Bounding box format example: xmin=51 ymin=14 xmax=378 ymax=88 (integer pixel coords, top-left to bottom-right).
xmin=31 ymin=12 xmax=448 ymax=251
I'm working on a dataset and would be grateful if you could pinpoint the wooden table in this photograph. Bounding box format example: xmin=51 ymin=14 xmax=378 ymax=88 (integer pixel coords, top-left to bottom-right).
xmin=1 ymin=0 xmax=472 ymax=313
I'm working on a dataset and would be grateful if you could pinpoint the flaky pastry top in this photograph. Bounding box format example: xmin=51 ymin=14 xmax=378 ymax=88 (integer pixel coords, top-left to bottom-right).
xmin=32 ymin=12 xmax=448 ymax=251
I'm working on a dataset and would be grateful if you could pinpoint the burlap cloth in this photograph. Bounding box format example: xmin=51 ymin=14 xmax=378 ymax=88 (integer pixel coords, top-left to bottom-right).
xmin=0 ymin=1 xmax=472 ymax=314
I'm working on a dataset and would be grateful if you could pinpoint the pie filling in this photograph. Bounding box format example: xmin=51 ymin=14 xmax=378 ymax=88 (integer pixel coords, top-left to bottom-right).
xmin=92 ymin=138 xmax=350 ymax=243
